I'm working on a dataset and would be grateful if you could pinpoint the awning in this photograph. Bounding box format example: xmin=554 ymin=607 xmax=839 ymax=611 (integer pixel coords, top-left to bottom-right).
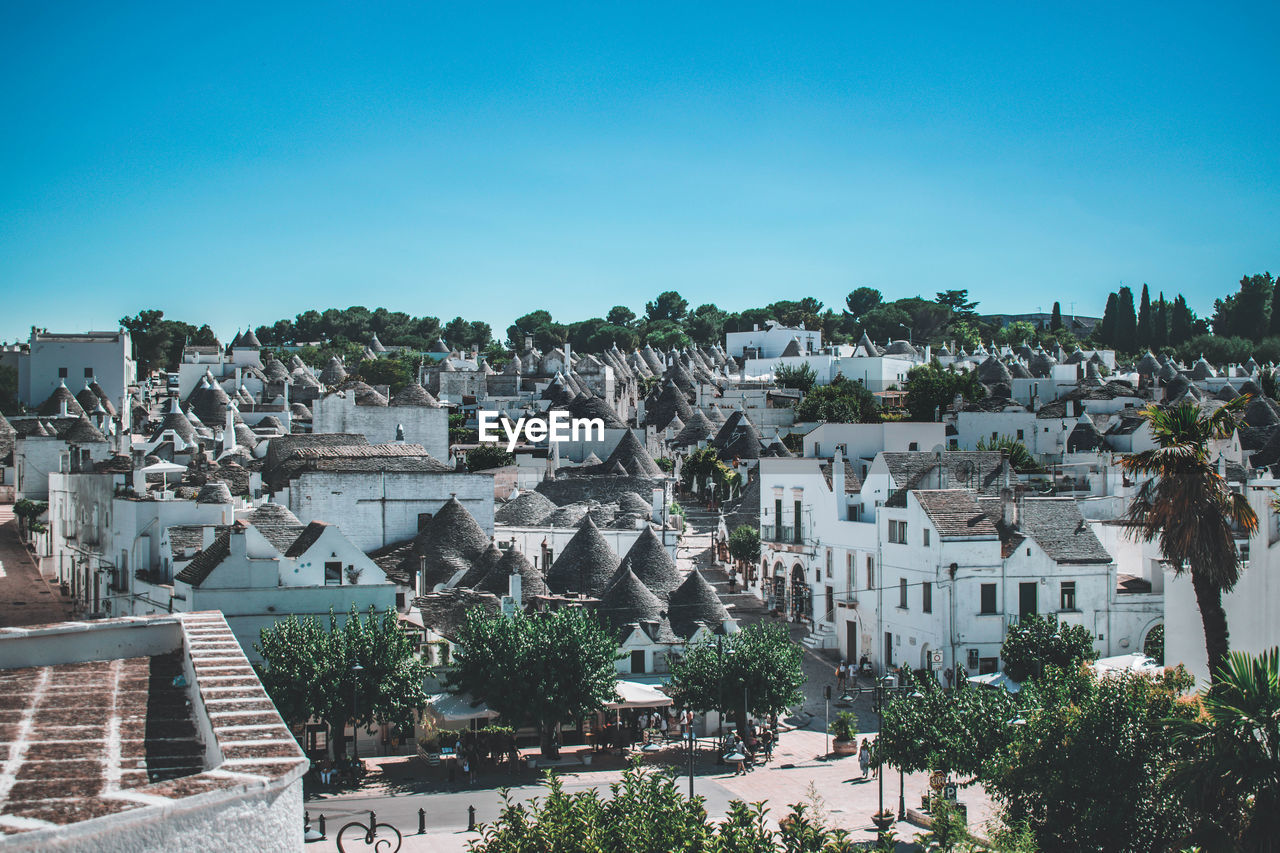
xmin=425 ymin=693 xmax=499 ymax=723
xmin=1093 ymin=654 xmax=1161 ymax=674
xmin=142 ymin=461 xmax=187 ymax=475
xmin=967 ymin=671 xmax=1022 ymax=694
xmin=606 ymin=680 xmax=673 ymax=709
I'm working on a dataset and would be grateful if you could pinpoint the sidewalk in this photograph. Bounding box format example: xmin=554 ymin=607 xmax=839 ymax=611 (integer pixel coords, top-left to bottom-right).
xmin=303 ymin=729 xmax=999 ymax=850
xmin=0 ymin=505 xmax=73 ymax=628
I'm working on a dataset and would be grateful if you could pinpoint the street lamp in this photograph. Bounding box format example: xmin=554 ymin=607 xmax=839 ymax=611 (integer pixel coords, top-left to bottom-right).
xmin=898 ymin=323 xmax=913 ymax=344
xmin=351 ymin=663 xmax=365 ymax=761
xmin=872 ymin=674 xmax=895 ymax=837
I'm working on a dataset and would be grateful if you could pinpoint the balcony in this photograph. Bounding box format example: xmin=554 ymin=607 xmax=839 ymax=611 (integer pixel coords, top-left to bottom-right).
xmin=761 ymin=524 xmax=796 ymax=544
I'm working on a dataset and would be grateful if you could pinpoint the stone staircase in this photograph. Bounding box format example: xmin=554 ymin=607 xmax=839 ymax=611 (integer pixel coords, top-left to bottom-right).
xmin=801 ymin=620 xmax=838 ymax=650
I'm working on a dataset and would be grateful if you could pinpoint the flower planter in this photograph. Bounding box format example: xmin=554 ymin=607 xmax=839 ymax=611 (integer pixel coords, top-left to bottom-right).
xmin=831 ymin=739 xmax=857 ymax=756
xmin=871 ymin=812 xmax=895 ymax=832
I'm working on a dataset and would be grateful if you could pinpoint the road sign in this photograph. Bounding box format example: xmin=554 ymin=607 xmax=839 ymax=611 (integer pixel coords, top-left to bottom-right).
xmin=929 ymin=650 xmax=944 ymax=669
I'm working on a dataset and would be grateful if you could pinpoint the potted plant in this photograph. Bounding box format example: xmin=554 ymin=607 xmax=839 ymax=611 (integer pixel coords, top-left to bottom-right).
xmin=828 ymin=711 xmax=859 ymax=756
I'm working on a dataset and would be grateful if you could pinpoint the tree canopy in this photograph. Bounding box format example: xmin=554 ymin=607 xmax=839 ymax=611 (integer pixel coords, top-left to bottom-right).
xmin=794 ymin=374 xmax=878 ymax=424
xmin=667 ymin=623 xmax=804 ymax=736
xmin=121 ymin=309 xmax=218 ymax=375
xmin=998 ymin=614 xmax=1096 ymax=682
xmin=446 ymin=608 xmax=620 ymax=756
xmin=903 ymin=361 xmax=985 ymax=422
xmin=254 ymin=606 xmax=429 ymax=756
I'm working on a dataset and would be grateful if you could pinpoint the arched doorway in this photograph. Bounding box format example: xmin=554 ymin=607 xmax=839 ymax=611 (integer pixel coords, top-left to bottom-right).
xmin=790 ymin=563 xmax=811 ymax=620
xmin=770 ymin=561 xmax=786 ymax=611
xmin=1140 ymin=621 xmax=1164 ymax=665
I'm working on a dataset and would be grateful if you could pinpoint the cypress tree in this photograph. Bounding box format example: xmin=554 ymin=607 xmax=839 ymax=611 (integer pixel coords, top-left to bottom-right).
xmin=1269 ymin=277 xmax=1280 ymax=337
xmin=1100 ymin=293 xmax=1119 ymax=346
xmin=1136 ymin=284 xmax=1152 ymax=348
xmin=1151 ymin=293 xmax=1168 ymax=350
xmin=1170 ymin=294 xmax=1194 ymax=345
xmin=1116 ymin=286 xmax=1138 ymax=348
xmin=1050 ymin=302 xmax=1063 ymax=331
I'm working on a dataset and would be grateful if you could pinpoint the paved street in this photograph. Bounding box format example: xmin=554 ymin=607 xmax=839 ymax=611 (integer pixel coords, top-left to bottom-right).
xmin=0 ymin=504 xmax=72 ymax=628
xmin=305 ymin=730 xmax=996 ymax=851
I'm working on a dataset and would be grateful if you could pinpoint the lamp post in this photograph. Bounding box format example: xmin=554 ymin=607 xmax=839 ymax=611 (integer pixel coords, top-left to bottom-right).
xmin=898 ymin=323 xmax=913 ymax=344
xmin=351 ymin=663 xmax=364 ymax=760
xmin=900 ymin=690 xmax=923 ymax=820
xmin=871 ymin=674 xmax=895 ymax=837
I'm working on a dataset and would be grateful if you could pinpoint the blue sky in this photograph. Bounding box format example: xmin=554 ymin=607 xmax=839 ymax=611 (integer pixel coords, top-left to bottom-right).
xmin=2 ymin=2 xmax=1277 ymax=344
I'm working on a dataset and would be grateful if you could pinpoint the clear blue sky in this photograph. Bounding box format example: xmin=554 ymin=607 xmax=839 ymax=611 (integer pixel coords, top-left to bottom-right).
xmin=2 ymin=2 xmax=1277 ymax=344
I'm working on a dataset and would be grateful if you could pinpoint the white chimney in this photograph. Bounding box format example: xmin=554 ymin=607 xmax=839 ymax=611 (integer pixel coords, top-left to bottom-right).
xmin=223 ymin=407 xmax=235 ymax=454
xmin=508 ymin=564 xmax=522 ymax=604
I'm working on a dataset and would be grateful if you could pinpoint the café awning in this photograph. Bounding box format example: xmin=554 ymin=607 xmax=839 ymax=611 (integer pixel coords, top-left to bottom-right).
xmin=605 ymin=680 xmax=673 ymax=709
xmin=425 ymin=692 xmax=499 ymax=724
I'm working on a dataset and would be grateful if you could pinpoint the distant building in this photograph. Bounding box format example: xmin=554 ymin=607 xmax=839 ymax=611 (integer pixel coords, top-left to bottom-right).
xmin=15 ymin=328 xmax=135 ymax=410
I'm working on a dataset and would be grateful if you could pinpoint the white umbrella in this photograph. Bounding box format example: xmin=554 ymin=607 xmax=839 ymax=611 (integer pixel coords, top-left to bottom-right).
xmin=1093 ymin=654 xmax=1162 ymax=675
xmin=425 ymin=692 xmax=499 ymax=724
xmin=967 ymin=671 xmax=1022 ymax=694
xmin=606 ymin=680 xmax=674 ymax=709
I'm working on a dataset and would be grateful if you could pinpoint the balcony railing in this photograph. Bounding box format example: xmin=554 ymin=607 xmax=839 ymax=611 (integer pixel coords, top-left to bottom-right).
xmin=761 ymin=524 xmax=796 ymax=544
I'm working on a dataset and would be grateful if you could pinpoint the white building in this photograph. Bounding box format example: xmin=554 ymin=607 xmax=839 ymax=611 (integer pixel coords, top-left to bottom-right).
xmin=311 ymin=382 xmax=449 ymax=461
xmin=159 ymin=506 xmax=398 ymax=661
xmin=725 ymin=322 xmax=822 ymax=360
xmin=17 ymin=328 xmax=135 ymax=410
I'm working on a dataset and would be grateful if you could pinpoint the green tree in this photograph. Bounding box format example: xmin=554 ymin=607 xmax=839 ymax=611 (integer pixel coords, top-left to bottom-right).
xmin=643 ymin=320 xmax=693 ymax=351
xmin=688 ymin=303 xmax=727 ymax=347
xmin=1121 ymin=399 xmax=1258 ymax=683
xmin=446 ymin=608 xmax=620 ymax=757
xmin=1166 ymin=648 xmax=1280 ymax=850
xmin=999 ymin=614 xmax=1097 ymax=682
xmin=354 ymin=353 xmax=417 ymax=394
xmin=1049 ymin=302 xmax=1062 ymax=331
xmin=466 ymin=445 xmax=515 ymax=472
xmin=995 ymin=321 xmax=1036 ymax=346
xmin=254 ymin=606 xmax=430 ymax=759
xmin=936 ymin=289 xmax=979 ymax=320
xmin=645 ymin=291 xmax=689 ymax=323
xmin=1169 ymin=294 xmax=1196 ymax=346
xmin=1115 ymin=286 xmax=1138 ymax=350
xmin=667 ymin=623 xmax=804 ymax=737
xmin=767 ymin=298 xmax=823 ymax=329
xmin=1136 ymin=284 xmax=1153 ymax=348
xmin=794 ymin=374 xmax=878 ymax=424
xmin=120 ymin=309 xmax=218 ymax=375
xmin=1099 ymin=292 xmax=1119 ymax=347
xmin=844 ymin=287 xmax=883 ymax=320
xmin=903 ymin=361 xmax=985 ymax=422
xmin=606 ymin=305 xmax=637 ymax=327
xmin=0 ymin=364 xmax=19 ymax=414
xmin=727 ymin=525 xmax=762 ymax=566
xmin=774 ymin=362 xmax=817 ymax=393
xmin=12 ymin=499 xmax=48 ymax=540
xmin=974 ymin=435 xmax=1042 ymax=473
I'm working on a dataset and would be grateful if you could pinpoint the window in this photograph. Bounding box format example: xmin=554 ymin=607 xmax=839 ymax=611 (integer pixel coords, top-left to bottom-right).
xmin=631 ymin=650 xmax=646 ymax=674
xmin=923 ymin=582 xmax=933 ymax=613
xmin=866 ymin=556 xmax=874 ymax=591
xmin=84 ymin=367 xmax=94 ymax=378
xmin=1016 ymin=429 xmax=1024 ymax=440
xmin=325 ymin=562 xmax=343 ymax=586
xmin=991 ymin=432 xmax=998 ymax=442
xmin=794 ymin=500 xmax=803 ymax=542
xmin=980 ymin=583 xmax=998 ymax=614
xmin=888 ymin=520 xmax=908 ymax=544
xmin=1060 ymin=581 xmax=1077 ymax=611
xmin=967 ymin=648 xmax=980 ymax=670
xmin=923 ymin=528 xmax=931 ymax=547
xmin=909 ymin=441 xmax=919 ymax=451
xmin=58 ymin=367 xmax=68 ymax=378
xmin=775 ymin=498 xmax=783 ymax=537
xmin=825 ymin=586 xmax=834 ymax=616
xmin=825 ymin=549 xmax=832 ymax=578
xmin=899 ymin=577 xmax=908 ymax=609
xmin=949 ymin=439 xmax=958 ymax=450
xmin=1019 ymin=582 xmax=1038 ymax=618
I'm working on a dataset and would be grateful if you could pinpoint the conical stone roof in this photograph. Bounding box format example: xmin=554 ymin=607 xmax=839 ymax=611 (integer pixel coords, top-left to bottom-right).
xmin=390 ymin=383 xmax=441 ymax=408
xmin=404 ymin=497 xmax=492 ymax=591
xmin=477 ymin=543 xmax=549 ymax=602
xmin=38 ymin=383 xmax=86 ymax=418
xmin=667 ymin=570 xmax=730 ymax=639
xmin=602 ymin=430 xmax=663 ymax=478
xmin=598 ymin=567 xmax=663 ymax=634
xmin=618 ymin=525 xmax=681 ymax=599
xmin=545 ymin=515 xmax=619 ymax=597
xmin=495 ymin=490 xmax=557 ymax=526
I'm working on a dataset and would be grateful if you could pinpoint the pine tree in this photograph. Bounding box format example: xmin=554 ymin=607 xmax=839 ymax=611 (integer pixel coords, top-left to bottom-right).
xmin=1100 ymin=292 xmax=1119 ymax=346
xmin=1050 ymin=302 xmax=1063 ymax=331
xmin=1116 ymin=286 xmax=1138 ymax=349
xmin=1136 ymin=284 xmax=1152 ymax=348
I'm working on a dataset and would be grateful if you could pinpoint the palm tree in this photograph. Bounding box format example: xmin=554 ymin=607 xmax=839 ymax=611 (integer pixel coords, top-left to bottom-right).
xmin=1121 ymin=398 xmax=1257 ymax=684
xmin=1166 ymin=648 xmax=1280 ymax=849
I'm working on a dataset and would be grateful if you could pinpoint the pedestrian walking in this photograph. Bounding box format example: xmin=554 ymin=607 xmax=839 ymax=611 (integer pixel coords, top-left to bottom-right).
xmin=836 ymin=661 xmax=847 ymax=693
xmin=858 ymin=739 xmax=871 ymax=779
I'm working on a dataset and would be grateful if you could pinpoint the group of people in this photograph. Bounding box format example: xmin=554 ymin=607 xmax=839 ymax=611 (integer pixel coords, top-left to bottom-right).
xmin=726 ymin=721 xmax=776 ymax=776
xmin=835 ymin=655 xmax=877 ymax=693
xmin=314 ymin=755 xmax=365 ymax=787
